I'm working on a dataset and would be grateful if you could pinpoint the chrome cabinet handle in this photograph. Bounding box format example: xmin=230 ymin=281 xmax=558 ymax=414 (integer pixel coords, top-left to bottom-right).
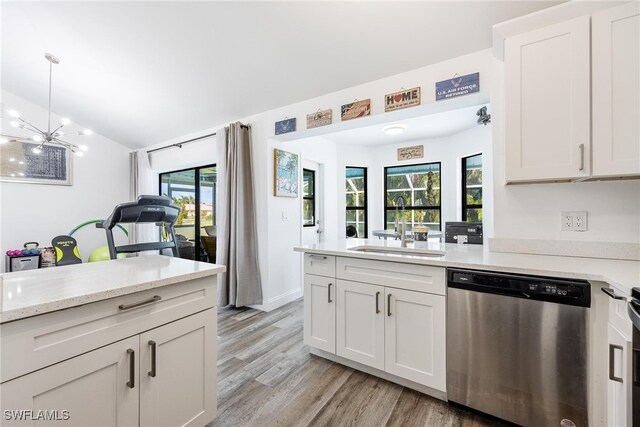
xmin=609 ymin=344 xmax=623 ymax=383
xmin=387 ymin=294 xmax=392 ymax=316
xmin=375 ymin=292 xmax=380 ymax=314
xmin=579 ymin=144 xmax=585 ymax=171
xmin=127 ymin=349 xmax=135 ymax=389
xmin=602 ymin=288 xmax=626 ymax=301
xmin=148 ymin=340 xmax=157 ymax=378
xmin=328 ymin=283 xmax=332 ymax=303
xmin=309 ymin=254 xmax=327 ymax=260
xmin=119 ymin=295 xmax=161 ymax=311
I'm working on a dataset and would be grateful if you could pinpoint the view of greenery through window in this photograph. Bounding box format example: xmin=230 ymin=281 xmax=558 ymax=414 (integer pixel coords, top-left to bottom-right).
xmin=462 ymin=154 xmax=482 ymax=222
xmin=346 ymin=167 xmax=367 ymax=238
xmin=302 ymin=169 xmax=315 ymax=226
xmin=384 ymin=163 xmax=441 ymax=231
xmin=159 ymin=165 xmax=216 ymax=262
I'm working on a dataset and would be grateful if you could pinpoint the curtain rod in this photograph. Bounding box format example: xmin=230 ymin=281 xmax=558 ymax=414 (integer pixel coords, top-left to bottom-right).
xmin=146 ymin=124 xmax=249 ymax=154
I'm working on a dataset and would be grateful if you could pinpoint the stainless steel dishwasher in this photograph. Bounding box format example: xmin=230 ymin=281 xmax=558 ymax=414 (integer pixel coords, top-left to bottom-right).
xmin=447 ymin=268 xmax=591 ymax=427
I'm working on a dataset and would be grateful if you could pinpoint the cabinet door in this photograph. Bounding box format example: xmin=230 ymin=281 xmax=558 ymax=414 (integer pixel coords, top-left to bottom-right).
xmin=336 ymin=280 xmax=384 ymax=370
xmin=385 ymin=288 xmax=445 ymax=391
xmin=0 ymin=336 xmax=139 ymax=427
xmin=139 ymin=308 xmax=216 ymax=427
xmin=607 ymin=323 xmax=632 ymax=427
xmin=593 ymin=3 xmax=640 ymax=177
xmin=303 ymin=274 xmax=336 ymax=353
xmin=505 ymin=16 xmax=591 ymax=182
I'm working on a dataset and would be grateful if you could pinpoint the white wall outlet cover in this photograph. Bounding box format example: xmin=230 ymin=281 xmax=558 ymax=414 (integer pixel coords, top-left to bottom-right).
xmin=561 ymin=211 xmax=588 ymax=232
xmin=573 ymin=211 xmax=588 ymax=231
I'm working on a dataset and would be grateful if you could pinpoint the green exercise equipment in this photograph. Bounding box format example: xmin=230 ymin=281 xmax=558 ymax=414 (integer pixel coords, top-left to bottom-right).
xmin=68 ymin=219 xmax=129 ymax=263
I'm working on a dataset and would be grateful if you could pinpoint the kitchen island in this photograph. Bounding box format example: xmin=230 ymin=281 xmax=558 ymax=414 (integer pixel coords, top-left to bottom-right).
xmin=295 ymin=239 xmax=640 ymax=426
xmin=0 ymin=255 xmax=224 ymax=427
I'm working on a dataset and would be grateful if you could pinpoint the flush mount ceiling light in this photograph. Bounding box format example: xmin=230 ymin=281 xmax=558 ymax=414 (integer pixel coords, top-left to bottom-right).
xmin=383 ymin=124 xmax=406 ymax=136
xmin=1 ymin=53 xmax=91 ymax=156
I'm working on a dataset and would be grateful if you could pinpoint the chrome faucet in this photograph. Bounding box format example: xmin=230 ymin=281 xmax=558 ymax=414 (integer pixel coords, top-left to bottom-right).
xmin=394 ymin=196 xmax=412 ymax=248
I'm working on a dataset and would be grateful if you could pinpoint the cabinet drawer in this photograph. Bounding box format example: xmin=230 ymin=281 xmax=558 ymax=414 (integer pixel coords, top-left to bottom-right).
xmin=304 ymin=254 xmax=336 ymax=277
xmin=337 ymin=257 xmax=445 ymax=295
xmin=605 ymin=285 xmax=633 ymax=340
xmin=1 ymin=276 xmax=216 ymax=383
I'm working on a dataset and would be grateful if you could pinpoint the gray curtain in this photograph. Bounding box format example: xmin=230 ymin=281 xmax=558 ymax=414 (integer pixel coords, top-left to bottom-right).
xmin=216 ymin=122 xmax=263 ymax=307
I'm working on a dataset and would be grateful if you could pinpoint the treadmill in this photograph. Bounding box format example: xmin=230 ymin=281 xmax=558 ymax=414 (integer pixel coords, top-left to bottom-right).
xmin=97 ymin=195 xmax=181 ymax=260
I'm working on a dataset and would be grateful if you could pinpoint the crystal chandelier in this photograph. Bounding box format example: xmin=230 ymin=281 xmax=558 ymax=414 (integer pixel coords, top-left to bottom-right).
xmin=1 ymin=53 xmax=91 ymax=157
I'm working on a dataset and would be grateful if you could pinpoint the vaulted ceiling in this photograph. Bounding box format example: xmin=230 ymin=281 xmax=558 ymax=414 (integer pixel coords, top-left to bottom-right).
xmin=2 ymin=1 xmax=563 ymax=148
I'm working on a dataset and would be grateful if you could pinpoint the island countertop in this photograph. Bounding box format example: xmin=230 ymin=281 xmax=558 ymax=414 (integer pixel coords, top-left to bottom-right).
xmin=0 ymin=255 xmax=225 ymax=323
xmin=295 ymin=239 xmax=640 ymax=294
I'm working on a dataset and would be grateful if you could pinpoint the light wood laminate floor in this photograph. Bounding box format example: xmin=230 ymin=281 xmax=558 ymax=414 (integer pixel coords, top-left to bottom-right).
xmin=210 ymin=299 xmax=508 ymax=427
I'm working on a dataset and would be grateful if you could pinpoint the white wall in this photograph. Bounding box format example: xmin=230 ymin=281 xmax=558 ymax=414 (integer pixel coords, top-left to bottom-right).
xmin=335 ymin=123 xmax=492 ymax=238
xmin=0 ymin=91 xmax=131 ymax=269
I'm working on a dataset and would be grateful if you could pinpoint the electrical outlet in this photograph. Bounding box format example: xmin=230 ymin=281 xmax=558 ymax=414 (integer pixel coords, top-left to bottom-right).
xmin=561 ymin=211 xmax=588 ymax=231
xmin=562 ymin=214 xmax=573 ymax=231
xmin=573 ymin=211 xmax=587 ymax=231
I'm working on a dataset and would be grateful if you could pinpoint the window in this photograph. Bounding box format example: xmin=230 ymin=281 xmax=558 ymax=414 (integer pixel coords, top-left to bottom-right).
xmin=159 ymin=165 xmax=216 ymax=263
xmin=462 ymin=154 xmax=482 ymax=222
xmin=384 ymin=162 xmax=441 ymax=231
xmin=302 ymin=169 xmax=315 ymax=227
xmin=346 ymin=167 xmax=368 ymax=238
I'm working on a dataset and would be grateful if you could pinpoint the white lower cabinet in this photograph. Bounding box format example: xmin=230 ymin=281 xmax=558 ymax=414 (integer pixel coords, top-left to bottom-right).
xmin=304 ymin=274 xmax=335 ymax=353
xmin=385 ymin=288 xmax=446 ymax=391
xmin=336 ymin=280 xmax=385 ymax=370
xmin=1 ymin=336 xmax=140 ymax=426
xmin=306 ymin=256 xmax=446 ymax=393
xmin=140 ymin=309 xmax=217 ymax=427
xmin=1 ymin=309 xmax=216 ymax=427
xmin=607 ymin=322 xmax=632 ymax=427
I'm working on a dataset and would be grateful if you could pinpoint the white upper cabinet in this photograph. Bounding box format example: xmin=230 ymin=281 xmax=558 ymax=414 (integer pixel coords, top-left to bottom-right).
xmin=505 ymin=16 xmax=591 ymax=183
xmin=592 ymin=2 xmax=640 ymax=178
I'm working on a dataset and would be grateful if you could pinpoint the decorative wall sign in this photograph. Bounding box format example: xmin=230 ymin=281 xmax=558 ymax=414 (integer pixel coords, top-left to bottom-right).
xmin=341 ymin=99 xmax=371 ymax=121
xmin=306 ymin=109 xmax=332 ymax=129
xmin=397 ymin=145 xmax=424 ymax=161
xmin=0 ymin=141 xmax=72 ymax=185
xmin=274 ymin=148 xmax=299 ymax=197
xmin=275 ymin=118 xmax=296 ymax=135
xmin=385 ymin=87 xmax=421 ymax=112
xmin=436 ymin=72 xmax=480 ymax=101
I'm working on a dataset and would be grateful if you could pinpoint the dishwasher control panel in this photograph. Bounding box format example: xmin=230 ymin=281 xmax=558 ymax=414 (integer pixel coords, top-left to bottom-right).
xmin=448 ymin=269 xmax=591 ymax=307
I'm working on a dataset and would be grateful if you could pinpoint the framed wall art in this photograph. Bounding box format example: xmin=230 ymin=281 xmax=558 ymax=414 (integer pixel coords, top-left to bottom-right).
xmin=274 ymin=148 xmax=299 ymax=197
xmin=0 ymin=141 xmax=72 ymax=185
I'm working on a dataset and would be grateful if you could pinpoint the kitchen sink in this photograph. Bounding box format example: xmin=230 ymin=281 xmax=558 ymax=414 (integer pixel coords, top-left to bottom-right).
xmin=348 ymin=245 xmax=445 ymax=257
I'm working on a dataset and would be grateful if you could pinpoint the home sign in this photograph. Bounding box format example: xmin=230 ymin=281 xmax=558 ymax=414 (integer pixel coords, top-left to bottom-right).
xmin=385 ymin=87 xmax=421 ymax=112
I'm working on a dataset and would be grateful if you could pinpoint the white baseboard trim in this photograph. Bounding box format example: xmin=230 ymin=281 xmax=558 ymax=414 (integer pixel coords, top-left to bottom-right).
xmin=248 ymin=287 xmax=303 ymax=312
xmin=310 ymin=347 xmax=448 ymax=402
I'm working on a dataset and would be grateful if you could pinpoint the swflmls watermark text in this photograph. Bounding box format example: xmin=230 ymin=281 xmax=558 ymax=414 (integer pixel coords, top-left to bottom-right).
xmin=4 ymin=409 xmax=70 ymax=421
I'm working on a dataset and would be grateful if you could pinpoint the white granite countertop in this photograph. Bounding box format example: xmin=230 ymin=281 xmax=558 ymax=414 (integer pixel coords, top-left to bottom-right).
xmin=0 ymin=255 xmax=225 ymax=323
xmin=295 ymin=239 xmax=640 ymax=294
